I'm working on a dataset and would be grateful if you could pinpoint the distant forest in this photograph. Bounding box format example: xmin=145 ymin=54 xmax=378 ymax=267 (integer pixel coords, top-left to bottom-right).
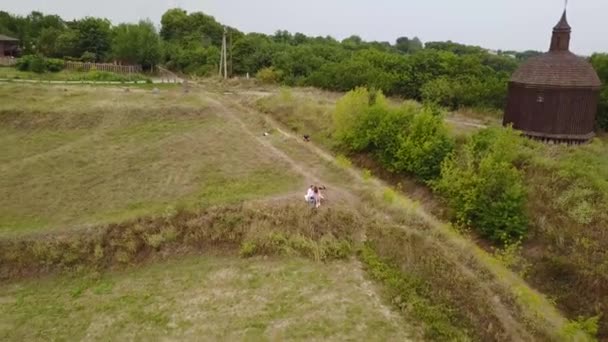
xmin=1 ymin=9 xmax=606 ymax=123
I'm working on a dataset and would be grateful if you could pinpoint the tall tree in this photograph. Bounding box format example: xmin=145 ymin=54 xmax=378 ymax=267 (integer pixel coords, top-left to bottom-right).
xmin=160 ymin=8 xmax=189 ymax=41
xmin=112 ymin=20 xmax=161 ymax=69
xmin=74 ymin=17 xmax=112 ymax=61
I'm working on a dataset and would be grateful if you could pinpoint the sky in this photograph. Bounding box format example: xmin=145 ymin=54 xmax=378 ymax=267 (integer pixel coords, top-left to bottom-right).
xmin=2 ymin=0 xmax=607 ymax=54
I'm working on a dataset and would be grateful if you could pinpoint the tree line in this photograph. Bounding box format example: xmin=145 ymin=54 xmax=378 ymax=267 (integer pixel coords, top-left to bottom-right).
xmin=1 ymin=9 xmax=606 ymax=123
xmin=0 ymin=11 xmax=160 ymax=69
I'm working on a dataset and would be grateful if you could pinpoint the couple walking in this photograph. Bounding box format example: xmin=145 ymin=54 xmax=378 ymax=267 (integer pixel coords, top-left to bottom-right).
xmin=304 ymin=185 xmax=325 ymax=208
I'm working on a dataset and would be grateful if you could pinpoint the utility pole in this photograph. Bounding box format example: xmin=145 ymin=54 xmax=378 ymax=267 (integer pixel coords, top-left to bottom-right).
xmin=223 ymin=27 xmax=228 ymax=79
xmin=218 ymin=27 xmax=228 ymax=79
xmin=219 ymin=31 xmax=224 ymax=77
xmin=229 ymin=29 xmax=233 ymax=77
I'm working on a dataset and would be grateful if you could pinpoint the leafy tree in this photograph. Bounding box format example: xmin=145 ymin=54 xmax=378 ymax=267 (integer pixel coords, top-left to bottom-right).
xmin=73 ymin=17 xmax=112 ymax=61
xmin=393 ymin=107 xmax=453 ymax=180
xmin=342 ymin=35 xmax=363 ymax=50
xmin=410 ymin=37 xmax=423 ymax=51
xmin=515 ymin=50 xmax=543 ymax=61
xmin=293 ymin=32 xmax=308 ymax=45
xmin=395 ymin=36 xmax=423 ymax=54
xmin=55 ymin=29 xmax=80 ymax=58
xmin=425 ymin=41 xmax=484 ymax=55
xmin=232 ymin=33 xmax=275 ymax=75
xmin=332 ymin=87 xmax=379 ymax=150
xmin=273 ymin=30 xmax=293 ymax=44
xmin=433 ymin=127 xmax=528 ymax=243
xmin=37 ymin=27 xmax=63 ymax=57
xmin=160 ymin=8 xmax=189 ymax=41
xmin=112 ymin=20 xmax=161 ymax=69
xmin=590 ymin=54 xmax=608 ymax=130
xmin=188 ymin=11 xmax=225 ymax=46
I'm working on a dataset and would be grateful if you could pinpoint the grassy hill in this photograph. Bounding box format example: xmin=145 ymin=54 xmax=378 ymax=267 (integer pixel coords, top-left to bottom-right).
xmin=0 ymin=84 xmax=301 ymax=237
xmin=254 ymin=86 xmax=607 ymax=338
xmin=0 ymin=82 xmax=594 ymax=341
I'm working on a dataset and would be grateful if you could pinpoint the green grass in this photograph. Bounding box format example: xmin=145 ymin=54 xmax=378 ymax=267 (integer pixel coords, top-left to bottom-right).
xmin=0 ymin=84 xmax=302 ymax=236
xmin=0 ymin=255 xmax=415 ymax=341
xmin=238 ymin=85 xmax=595 ymax=340
xmin=360 ymin=244 xmax=469 ymax=340
xmin=0 ymin=82 xmax=591 ymax=341
xmin=0 ymin=67 xmax=150 ymax=82
xmin=255 ymin=88 xmax=335 ymax=149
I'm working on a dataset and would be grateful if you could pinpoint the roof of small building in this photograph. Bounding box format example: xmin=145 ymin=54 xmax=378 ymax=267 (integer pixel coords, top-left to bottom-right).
xmin=511 ymin=51 xmax=601 ymax=88
xmin=0 ymin=34 xmax=19 ymax=42
xmin=510 ymin=10 xmax=601 ymax=88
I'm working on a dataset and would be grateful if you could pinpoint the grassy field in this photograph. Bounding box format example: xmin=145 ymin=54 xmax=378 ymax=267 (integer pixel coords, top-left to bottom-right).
xmin=0 ymin=82 xmax=593 ymax=341
xmin=0 ymin=84 xmax=302 ymax=237
xmin=0 ymin=255 xmax=415 ymax=341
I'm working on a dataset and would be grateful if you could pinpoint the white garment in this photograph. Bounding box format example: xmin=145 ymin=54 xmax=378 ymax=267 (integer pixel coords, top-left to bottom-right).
xmin=305 ymin=188 xmax=315 ymax=202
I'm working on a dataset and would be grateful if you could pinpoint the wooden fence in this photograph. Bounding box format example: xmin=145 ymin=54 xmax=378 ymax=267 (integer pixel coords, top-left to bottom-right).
xmin=64 ymin=61 xmax=142 ymax=74
xmin=0 ymin=57 xmax=18 ymax=66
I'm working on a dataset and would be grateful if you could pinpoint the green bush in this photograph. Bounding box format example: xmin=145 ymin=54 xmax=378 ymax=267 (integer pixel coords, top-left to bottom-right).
xmin=15 ymin=56 xmax=32 ymax=71
xmin=16 ymin=55 xmax=47 ymax=73
xmin=16 ymin=55 xmax=65 ymax=73
xmin=422 ymin=75 xmax=508 ymax=110
xmin=392 ymin=107 xmax=454 ymax=180
xmin=81 ymin=51 xmax=97 ymax=63
xmin=421 ymin=77 xmax=457 ymax=107
xmin=29 ymin=55 xmax=46 ymax=73
xmin=256 ymin=66 xmax=283 ymax=84
xmin=433 ymin=127 xmax=528 ymax=243
xmin=360 ymin=244 xmax=469 ymax=340
xmin=45 ymin=58 xmax=65 ymax=72
xmin=332 ymin=87 xmax=388 ymax=151
xmin=333 ymin=88 xmax=453 ymax=181
xmin=590 ymin=54 xmax=608 ymax=130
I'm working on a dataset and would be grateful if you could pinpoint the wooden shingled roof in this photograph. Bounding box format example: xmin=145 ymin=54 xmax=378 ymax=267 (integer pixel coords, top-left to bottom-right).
xmin=511 ymin=51 xmax=601 ymax=88
xmin=510 ymin=10 xmax=601 ymax=89
xmin=0 ymin=34 xmax=19 ymax=42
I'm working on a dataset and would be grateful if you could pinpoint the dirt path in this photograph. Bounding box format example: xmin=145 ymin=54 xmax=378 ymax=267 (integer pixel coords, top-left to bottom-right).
xmin=201 ymin=93 xmax=359 ymax=206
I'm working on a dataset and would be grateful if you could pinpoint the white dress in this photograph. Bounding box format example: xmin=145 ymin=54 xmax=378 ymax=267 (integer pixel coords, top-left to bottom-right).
xmin=305 ymin=188 xmax=315 ymax=202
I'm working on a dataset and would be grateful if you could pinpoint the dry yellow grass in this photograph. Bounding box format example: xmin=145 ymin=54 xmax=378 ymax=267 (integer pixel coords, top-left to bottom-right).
xmin=0 ymin=85 xmax=302 ymax=237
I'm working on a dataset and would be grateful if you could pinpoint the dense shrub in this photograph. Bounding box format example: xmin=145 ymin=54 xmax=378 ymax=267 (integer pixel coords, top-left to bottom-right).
xmin=333 ymin=88 xmax=453 ymax=181
xmin=256 ymin=66 xmax=283 ymax=84
xmin=332 ymin=87 xmax=378 ymax=151
xmin=16 ymin=54 xmax=47 ymax=73
xmin=590 ymin=54 xmax=608 ymax=130
xmin=422 ymin=75 xmax=508 ymax=110
xmin=433 ymin=127 xmax=527 ymax=243
xmin=45 ymin=58 xmax=65 ymax=72
xmin=81 ymin=51 xmax=97 ymax=63
xmin=16 ymin=55 xmax=65 ymax=73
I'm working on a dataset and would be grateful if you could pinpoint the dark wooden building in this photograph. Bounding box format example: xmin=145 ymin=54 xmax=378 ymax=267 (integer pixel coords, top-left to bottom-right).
xmin=0 ymin=34 xmax=19 ymax=57
xmin=504 ymin=10 xmax=602 ymax=142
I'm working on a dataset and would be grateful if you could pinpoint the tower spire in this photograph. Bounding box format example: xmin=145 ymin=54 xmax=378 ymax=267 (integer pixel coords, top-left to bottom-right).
xmin=550 ymin=7 xmax=571 ymax=51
